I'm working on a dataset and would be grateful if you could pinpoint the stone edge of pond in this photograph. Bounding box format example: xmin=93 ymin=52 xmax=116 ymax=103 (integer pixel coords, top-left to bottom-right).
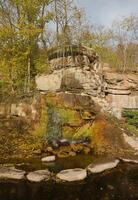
xmin=0 ymin=158 xmax=138 ymax=183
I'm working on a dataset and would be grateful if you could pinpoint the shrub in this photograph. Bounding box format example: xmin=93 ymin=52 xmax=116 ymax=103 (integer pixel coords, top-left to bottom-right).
xmin=122 ymin=109 xmax=138 ymax=128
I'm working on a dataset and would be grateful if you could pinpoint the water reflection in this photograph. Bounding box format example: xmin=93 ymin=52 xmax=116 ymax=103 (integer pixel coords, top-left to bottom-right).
xmin=15 ymin=155 xmax=94 ymax=173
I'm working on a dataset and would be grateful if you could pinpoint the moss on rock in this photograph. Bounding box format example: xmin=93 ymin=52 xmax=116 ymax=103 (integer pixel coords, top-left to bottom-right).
xmin=30 ymin=92 xmax=131 ymax=156
xmin=58 ymin=108 xmax=83 ymax=127
xmin=73 ymin=123 xmax=92 ymax=140
xmin=62 ymin=126 xmax=76 ymax=140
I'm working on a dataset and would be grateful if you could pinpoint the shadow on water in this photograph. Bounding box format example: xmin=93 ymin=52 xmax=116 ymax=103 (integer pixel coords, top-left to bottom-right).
xmin=0 ymin=162 xmax=138 ymax=200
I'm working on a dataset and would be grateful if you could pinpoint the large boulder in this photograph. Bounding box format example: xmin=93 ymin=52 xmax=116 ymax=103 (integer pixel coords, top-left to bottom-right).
xmin=36 ymin=67 xmax=103 ymax=96
xmin=33 ymin=91 xmax=130 ymax=155
xmin=36 ymin=45 xmax=102 ymax=96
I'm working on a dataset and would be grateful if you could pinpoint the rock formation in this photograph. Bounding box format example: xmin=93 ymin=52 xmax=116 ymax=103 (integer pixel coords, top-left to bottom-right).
xmin=0 ymin=45 xmax=138 ymax=158
xmin=36 ymin=45 xmax=104 ymax=98
xmin=104 ymin=72 xmax=138 ymax=118
xmin=47 ymin=45 xmax=99 ymax=71
xmin=36 ymin=45 xmax=138 ymax=119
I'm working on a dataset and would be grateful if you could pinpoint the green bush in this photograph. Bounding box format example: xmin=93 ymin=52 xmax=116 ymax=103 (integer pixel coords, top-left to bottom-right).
xmin=122 ymin=109 xmax=138 ymax=128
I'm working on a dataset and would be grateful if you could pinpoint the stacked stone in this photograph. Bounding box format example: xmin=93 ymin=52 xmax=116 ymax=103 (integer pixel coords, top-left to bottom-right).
xmin=47 ymin=45 xmax=99 ymax=71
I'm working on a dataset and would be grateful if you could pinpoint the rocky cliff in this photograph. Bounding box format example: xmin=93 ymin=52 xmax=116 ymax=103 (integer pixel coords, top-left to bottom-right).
xmin=36 ymin=45 xmax=138 ymax=119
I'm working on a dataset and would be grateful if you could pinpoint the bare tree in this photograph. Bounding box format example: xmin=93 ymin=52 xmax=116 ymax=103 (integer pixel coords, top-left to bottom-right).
xmin=112 ymin=14 xmax=138 ymax=72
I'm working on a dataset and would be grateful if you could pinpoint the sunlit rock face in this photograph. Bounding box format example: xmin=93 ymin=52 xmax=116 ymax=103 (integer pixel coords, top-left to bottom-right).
xmin=36 ymin=67 xmax=103 ymax=97
xmin=107 ymin=94 xmax=138 ymax=109
xmin=36 ymin=45 xmax=103 ymax=97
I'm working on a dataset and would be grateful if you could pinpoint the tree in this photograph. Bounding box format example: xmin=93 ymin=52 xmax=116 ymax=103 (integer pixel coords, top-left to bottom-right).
xmin=52 ymin=0 xmax=75 ymax=45
xmin=52 ymin=0 xmax=92 ymax=47
xmin=112 ymin=14 xmax=138 ymax=72
xmin=122 ymin=14 xmax=138 ymax=41
xmin=89 ymin=15 xmax=138 ymax=72
xmin=0 ymin=0 xmax=53 ymax=94
xmin=70 ymin=7 xmax=93 ymax=46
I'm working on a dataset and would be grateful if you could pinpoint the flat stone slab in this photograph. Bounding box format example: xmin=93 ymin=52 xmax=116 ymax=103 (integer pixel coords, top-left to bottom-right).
xmin=87 ymin=159 xmax=120 ymax=173
xmin=41 ymin=156 xmax=56 ymax=162
xmin=0 ymin=167 xmax=25 ymax=180
xmin=27 ymin=170 xmax=51 ymax=182
xmin=56 ymin=168 xmax=87 ymax=182
xmin=120 ymin=158 xmax=138 ymax=164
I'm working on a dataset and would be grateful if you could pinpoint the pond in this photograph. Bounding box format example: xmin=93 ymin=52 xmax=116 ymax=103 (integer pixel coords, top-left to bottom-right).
xmin=0 ymin=156 xmax=138 ymax=200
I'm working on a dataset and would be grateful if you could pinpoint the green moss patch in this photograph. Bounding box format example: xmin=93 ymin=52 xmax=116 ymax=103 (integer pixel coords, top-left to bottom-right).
xmin=58 ymin=108 xmax=83 ymax=127
xmin=73 ymin=123 xmax=92 ymax=140
xmin=62 ymin=126 xmax=75 ymax=140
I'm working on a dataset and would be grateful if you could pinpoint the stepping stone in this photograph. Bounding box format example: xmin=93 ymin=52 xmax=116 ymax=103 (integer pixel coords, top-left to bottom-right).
xmin=27 ymin=170 xmax=50 ymax=182
xmin=41 ymin=156 xmax=56 ymax=162
xmin=0 ymin=167 xmax=25 ymax=180
xmin=56 ymin=168 xmax=87 ymax=182
xmin=87 ymin=159 xmax=119 ymax=173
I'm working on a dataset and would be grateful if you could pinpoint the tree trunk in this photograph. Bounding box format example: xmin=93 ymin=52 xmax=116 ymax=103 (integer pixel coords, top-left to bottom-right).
xmin=123 ymin=45 xmax=127 ymax=73
xmin=27 ymin=57 xmax=31 ymax=93
xmin=55 ymin=0 xmax=59 ymax=45
xmin=9 ymin=66 xmax=15 ymax=94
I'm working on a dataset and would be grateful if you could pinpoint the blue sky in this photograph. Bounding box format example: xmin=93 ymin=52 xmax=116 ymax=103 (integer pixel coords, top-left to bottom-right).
xmin=77 ymin=0 xmax=138 ymax=26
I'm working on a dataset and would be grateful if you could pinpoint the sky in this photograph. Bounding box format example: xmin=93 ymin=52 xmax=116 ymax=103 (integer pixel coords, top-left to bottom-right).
xmin=77 ymin=0 xmax=138 ymax=27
